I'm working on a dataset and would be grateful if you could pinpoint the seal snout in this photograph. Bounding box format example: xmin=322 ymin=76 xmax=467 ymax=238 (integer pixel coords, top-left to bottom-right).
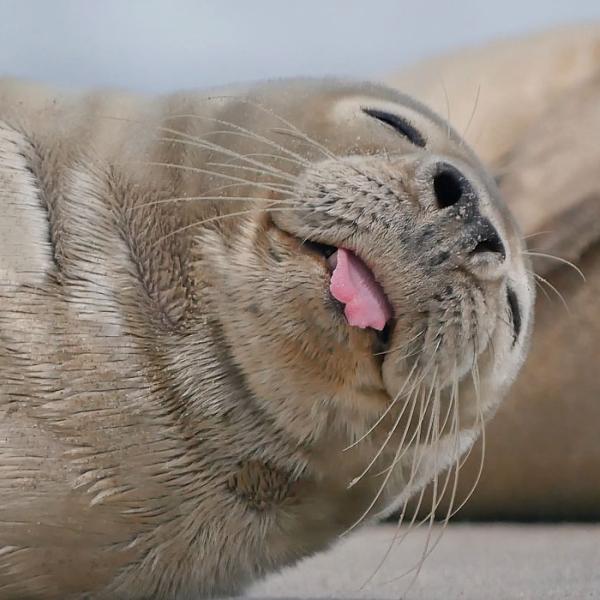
xmin=430 ymin=161 xmax=506 ymax=268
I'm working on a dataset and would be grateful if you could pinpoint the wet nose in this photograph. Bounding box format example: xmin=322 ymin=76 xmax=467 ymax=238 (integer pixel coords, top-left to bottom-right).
xmin=471 ymin=218 xmax=506 ymax=259
xmin=432 ymin=163 xmax=506 ymax=260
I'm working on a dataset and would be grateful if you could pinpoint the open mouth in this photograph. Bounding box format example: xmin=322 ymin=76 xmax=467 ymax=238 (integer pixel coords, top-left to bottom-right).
xmin=304 ymin=241 xmax=394 ymax=333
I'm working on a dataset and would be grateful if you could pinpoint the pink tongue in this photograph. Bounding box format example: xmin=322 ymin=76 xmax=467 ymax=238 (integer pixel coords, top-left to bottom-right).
xmin=329 ymin=248 xmax=393 ymax=331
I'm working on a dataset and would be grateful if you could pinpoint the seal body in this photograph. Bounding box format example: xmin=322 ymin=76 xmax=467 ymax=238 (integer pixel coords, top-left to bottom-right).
xmin=0 ymin=78 xmax=533 ymax=598
xmin=389 ymin=23 xmax=600 ymax=166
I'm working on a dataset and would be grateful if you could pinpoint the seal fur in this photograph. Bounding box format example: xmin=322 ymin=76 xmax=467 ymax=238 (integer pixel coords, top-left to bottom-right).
xmin=0 ymin=77 xmax=533 ymax=597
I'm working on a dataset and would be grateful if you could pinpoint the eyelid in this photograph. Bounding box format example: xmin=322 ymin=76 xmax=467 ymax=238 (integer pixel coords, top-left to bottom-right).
xmin=362 ymin=107 xmax=427 ymax=148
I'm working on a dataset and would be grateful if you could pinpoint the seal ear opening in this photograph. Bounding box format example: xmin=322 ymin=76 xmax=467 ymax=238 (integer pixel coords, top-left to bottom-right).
xmin=496 ymin=78 xmax=600 ymax=277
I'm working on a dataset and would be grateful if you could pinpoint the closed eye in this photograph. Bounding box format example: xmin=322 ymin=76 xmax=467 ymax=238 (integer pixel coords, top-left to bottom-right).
xmin=362 ymin=108 xmax=426 ymax=148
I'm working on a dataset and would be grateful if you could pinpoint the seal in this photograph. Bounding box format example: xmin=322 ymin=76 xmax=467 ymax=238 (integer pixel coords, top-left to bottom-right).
xmin=387 ymin=25 xmax=600 ymax=519
xmin=0 ymin=77 xmax=533 ymax=598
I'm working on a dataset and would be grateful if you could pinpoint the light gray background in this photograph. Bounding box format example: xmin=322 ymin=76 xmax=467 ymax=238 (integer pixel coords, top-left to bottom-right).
xmin=1 ymin=0 xmax=600 ymax=92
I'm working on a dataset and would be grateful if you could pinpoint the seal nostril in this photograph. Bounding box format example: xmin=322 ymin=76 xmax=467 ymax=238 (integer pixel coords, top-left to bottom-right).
xmin=472 ymin=226 xmax=506 ymax=260
xmin=433 ymin=167 xmax=465 ymax=208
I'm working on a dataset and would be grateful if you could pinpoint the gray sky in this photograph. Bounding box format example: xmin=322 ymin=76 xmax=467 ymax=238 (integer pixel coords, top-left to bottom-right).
xmin=1 ymin=0 xmax=599 ymax=92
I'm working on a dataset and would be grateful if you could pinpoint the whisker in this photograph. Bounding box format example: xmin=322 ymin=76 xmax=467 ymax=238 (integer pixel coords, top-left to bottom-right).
xmin=393 ymin=372 xmax=462 ymax=583
xmin=155 ymin=130 xmax=301 ymax=181
xmin=529 ymin=270 xmax=551 ymax=303
xmin=155 ymin=206 xmax=309 ymax=244
xmin=472 ymin=82 xmax=488 ymax=147
xmin=361 ymin=481 xmax=429 ymax=590
xmin=381 ymin=379 xmax=462 ymax=587
xmin=95 ymin=111 xmax=310 ymax=169
xmin=533 ymin=273 xmax=571 ymax=314
xmin=342 ymin=385 xmax=422 ymax=536
xmin=440 ymin=76 xmax=452 ymax=141
xmin=366 ymin=379 xmax=444 ymax=591
xmin=192 ymin=181 xmax=278 ymax=197
xmin=343 ymin=360 xmax=420 ymax=452
xmin=373 ymin=329 xmax=424 ymax=357
xmin=372 ymin=337 xmax=440 ymax=365
xmin=342 ymin=349 xmax=441 ymax=536
xmin=97 ymin=110 xmax=315 ymax=185
xmin=133 ymin=195 xmax=300 ymax=210
xmin=382 ymin=375 xmax=440 ymax=590
xmin=139 ymin=161 xmax=296 ymax=196
xmin=269 ymin=127 xmax=338 ymax=161
xmin=219 ymin=151 xmax=307 ymax=169
xmin=447 ymin=360 xmax=485 ymax=519
xmin=377 ymin=331 xmax=484 ymax=589
xmin=384 ymin=370 xmax=439 ymax=489
xmin=194 ymin=94 xmax=339 ymax=162
xmin=430 ymin=374 xmax=462 ymax=539
xmin=522 ymin=250 xmax=585 ymax=281
xmin=405 ymin=384 xmax=442 ymax=589
xmin=205 ymin=161 xmax=299 ymax=184
xmin=523 ymin=230 xmax=554 ymax=241
xmin=162 ymin=112 xmax=312 ymax=167
xmin=462 ymin=83 xmax=481 ymax=142
xmin=346 ymin=375 xmax=422 ymax=488
xmin=371 ymin=364 xmax=441 ymax=478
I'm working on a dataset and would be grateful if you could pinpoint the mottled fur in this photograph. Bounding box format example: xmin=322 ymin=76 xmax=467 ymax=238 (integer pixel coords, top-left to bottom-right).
xmin=0 ymin=78 xmax=532 ymax=597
